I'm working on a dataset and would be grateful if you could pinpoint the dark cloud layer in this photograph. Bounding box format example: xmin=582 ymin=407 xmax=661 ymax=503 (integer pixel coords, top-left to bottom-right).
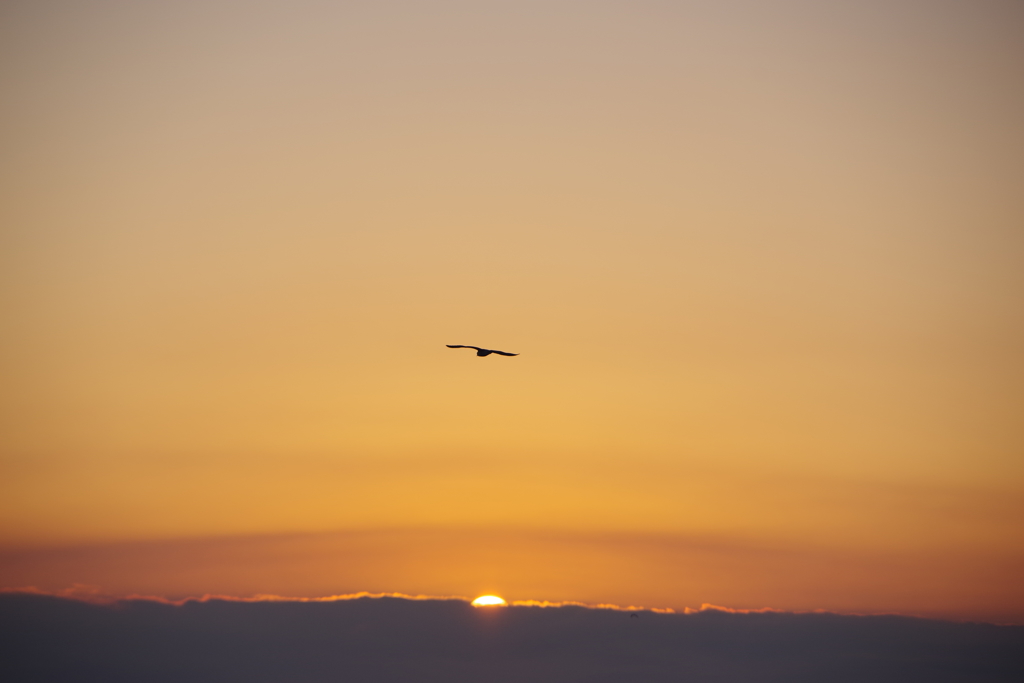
xmin=1 ymin=594 xmax=1022 ymax=682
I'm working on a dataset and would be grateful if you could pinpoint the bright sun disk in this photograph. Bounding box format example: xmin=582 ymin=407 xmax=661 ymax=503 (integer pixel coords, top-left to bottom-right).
xmin=471 ymin=595 xmax=507 ymax=607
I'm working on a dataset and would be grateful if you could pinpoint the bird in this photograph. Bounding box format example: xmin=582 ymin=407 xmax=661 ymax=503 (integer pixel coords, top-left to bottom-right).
xmin=446 ymin=345 xmax=518 ymax=357
xmin=630 ymin=613 xmax=639 ymax=619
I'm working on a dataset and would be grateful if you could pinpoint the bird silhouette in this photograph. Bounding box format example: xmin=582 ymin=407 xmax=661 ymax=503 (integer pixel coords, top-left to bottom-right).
xmin=446 ymin=345 xmax=518 ymax=357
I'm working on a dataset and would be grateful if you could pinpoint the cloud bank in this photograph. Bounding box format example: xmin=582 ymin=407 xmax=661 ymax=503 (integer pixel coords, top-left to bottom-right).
xmin=5 ymin=527 xmax=1021 ymax=623
xmin=2 ymin=593 xmax=1021 ymax=682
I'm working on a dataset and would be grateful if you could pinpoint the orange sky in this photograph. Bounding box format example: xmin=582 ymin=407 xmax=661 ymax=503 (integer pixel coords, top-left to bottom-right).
xmin=1 ymin=0 xmax=1022 ymax=621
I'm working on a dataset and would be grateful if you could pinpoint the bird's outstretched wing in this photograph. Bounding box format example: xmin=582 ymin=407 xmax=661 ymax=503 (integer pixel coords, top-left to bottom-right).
xmin=446 ymin=345 xmax=481 ymax=350
xmin=491 ymin=350 xmax=518 ymax=356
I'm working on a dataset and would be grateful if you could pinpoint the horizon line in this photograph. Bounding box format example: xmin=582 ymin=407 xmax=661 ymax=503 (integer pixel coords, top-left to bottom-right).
xmin=5 ymin=587 xmax=1019 ymax=626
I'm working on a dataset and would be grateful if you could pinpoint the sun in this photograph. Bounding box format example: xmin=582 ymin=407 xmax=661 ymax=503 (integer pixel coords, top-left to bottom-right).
xmin=471 ymin=595 xmax=507 ymax=607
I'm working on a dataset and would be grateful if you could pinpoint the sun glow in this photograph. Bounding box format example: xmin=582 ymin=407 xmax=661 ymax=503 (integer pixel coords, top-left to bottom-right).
xmin=471 ymin=595 xmax=507 ymax=607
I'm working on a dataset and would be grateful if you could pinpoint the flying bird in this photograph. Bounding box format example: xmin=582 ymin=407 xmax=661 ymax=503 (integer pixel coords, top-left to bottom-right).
xmin=446 ymin=345 xmax=518 ymax=357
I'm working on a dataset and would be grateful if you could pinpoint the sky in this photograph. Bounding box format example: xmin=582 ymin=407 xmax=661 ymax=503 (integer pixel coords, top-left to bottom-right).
xmin=1 ymin=0 xmax=1023 ymax=622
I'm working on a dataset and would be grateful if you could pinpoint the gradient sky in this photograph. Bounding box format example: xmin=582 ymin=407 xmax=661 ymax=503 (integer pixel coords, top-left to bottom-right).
xmin=1 ymin=0 xmax=1022 ymax=620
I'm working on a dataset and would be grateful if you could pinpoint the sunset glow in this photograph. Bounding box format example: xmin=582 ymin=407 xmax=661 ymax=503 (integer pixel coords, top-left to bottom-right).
xmin=471 ymin=595 xmax=507 ymax=607
xmin=0 ymin=0 xmax=1022 ymax=628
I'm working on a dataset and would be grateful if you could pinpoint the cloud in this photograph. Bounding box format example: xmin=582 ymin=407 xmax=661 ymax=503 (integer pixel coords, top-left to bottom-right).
xmin=508 ymin=598 xmax=675 ymax=613
xmin=5 ymin=527 xmax=1022 ymax=623
xmin=2 ymin=587 xmax=679 ymax=612
xmin=0 ymin=587 xmax=469 ymax=607
xmin=1 ymin=592 xmax=1021 ymax=683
